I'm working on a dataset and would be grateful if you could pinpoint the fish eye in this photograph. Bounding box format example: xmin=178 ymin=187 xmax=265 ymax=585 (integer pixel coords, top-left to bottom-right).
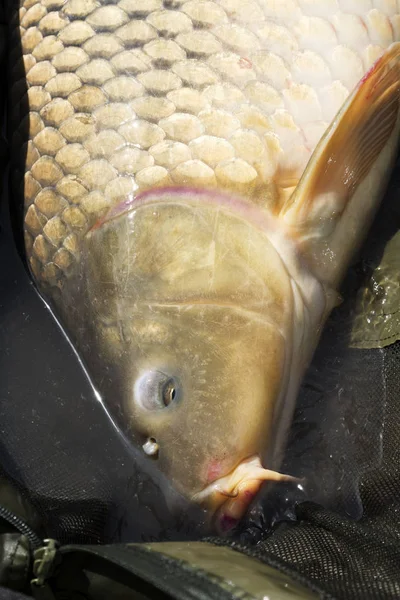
xmin=134 ymin=370 xmax=180 ymax=411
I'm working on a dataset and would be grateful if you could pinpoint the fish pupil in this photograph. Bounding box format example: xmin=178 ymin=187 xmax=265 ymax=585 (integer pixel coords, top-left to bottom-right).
xmin=162 ymin=379 xmax=176 ymax=406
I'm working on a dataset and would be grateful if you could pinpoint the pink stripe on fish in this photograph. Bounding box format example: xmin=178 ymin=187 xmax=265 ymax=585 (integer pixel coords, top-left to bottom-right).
xmin=90 ymin=186 xmax=281 ymax=242
xmin=92 ymin=186 xmax=251 ymax=229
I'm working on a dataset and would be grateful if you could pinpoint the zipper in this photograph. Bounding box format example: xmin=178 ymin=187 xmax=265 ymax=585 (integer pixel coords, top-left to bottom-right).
xmin=0 ymin=503 xmax=42 ymax=549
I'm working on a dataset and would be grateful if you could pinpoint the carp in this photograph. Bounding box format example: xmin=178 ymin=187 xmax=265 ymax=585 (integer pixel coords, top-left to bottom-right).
xmin=8 ymin=1 xmax=400 ymax=532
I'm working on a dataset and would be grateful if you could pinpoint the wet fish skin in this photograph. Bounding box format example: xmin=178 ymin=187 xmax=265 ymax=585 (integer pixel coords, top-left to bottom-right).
xmin=7 ymin=1 xmax=400 ymax=530
xmin=11 ymin=1 xmax=400 ymax=288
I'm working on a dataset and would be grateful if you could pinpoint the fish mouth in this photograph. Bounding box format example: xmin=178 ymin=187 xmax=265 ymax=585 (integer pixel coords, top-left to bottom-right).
xmin=91 ymin=185 xmax=280 ymax=236
xmin=191 ymin=455 xmax=299 ymax=534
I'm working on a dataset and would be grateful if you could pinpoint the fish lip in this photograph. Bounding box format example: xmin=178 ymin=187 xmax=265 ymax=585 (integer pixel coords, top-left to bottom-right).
xmin=190 ymin=454 xmax=300 ymax=534
xmin=190 ymin=454 xmax=262 ymax=516
xmin=191 ymin=454 xmax=255 ymax=502
xmin=90 ymin=185 xmax=279 ymax=235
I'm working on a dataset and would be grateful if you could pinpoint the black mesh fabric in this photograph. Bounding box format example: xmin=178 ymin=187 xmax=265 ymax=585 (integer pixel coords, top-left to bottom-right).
xmin=208 ymin=162 xmax=400 ymax=599
xmin=209 ymin=341 xmax=400 ymax=600
xmin=0 ymin=589 xmax=30 ymax=600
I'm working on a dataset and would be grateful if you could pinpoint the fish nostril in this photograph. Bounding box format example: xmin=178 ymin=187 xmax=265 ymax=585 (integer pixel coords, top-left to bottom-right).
xmin=142 ymin=437 xmax=159 ymax=458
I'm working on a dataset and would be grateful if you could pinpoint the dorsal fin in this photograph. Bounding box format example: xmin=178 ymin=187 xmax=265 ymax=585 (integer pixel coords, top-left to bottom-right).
xmin=281 ymin=43 xmax=400 ymax=285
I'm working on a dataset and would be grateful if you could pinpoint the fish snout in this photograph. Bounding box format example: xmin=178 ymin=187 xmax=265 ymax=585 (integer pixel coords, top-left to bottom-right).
xmin=192 ymin=455 xmax=300 ymax=534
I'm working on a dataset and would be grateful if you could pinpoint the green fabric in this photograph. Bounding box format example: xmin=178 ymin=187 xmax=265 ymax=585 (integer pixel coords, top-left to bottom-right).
xmin=141 ymin=541 xmax=318 ymax=600
xmin=345 ymin=157 xmax=400 ymax=349
xmin=45 ymin=541 xmax=321 ymax=600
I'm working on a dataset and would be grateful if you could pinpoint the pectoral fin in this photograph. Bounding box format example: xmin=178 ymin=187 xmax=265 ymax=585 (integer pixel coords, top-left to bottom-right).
xmin=281 ymin=43 xmax=400 ymax=283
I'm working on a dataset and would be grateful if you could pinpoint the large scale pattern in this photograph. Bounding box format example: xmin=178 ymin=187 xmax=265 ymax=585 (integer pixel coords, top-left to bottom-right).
xmin=9 ymin=0 xmax=400 ymax=288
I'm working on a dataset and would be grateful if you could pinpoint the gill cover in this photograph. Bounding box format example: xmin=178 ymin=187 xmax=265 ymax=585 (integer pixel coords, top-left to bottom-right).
xmin=76 ymin=189 xmax=300 ymax=521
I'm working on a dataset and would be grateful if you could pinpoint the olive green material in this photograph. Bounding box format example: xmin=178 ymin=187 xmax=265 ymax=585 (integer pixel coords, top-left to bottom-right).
xmin=0 ymin=479 xmax=43 ymax=536
xmin=0 ymin=476 xmax=43 ymax=594
xmin=349 ymin=184 xmax=400 ymax=349
xmin=140 ymin=541 xmax=318 ymax=600
xmin=36 ymin=541 xmax=320 ymax=600
xmin=0 ymin=533 xmax=31 ymax=593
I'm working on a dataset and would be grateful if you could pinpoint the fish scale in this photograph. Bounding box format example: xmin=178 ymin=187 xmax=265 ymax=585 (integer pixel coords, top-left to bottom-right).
xmin=9 ymin=0 xmax=399 ymax=297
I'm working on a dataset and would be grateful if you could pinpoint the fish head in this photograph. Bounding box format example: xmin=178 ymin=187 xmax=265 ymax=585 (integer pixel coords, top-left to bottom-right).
xmin=81 ymin=187 xmax=298 ymax=531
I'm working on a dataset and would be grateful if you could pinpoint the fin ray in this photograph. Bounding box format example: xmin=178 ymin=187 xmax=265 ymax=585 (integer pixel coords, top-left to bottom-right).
xmin=282 ymin=43 xmax=400 ymax=234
